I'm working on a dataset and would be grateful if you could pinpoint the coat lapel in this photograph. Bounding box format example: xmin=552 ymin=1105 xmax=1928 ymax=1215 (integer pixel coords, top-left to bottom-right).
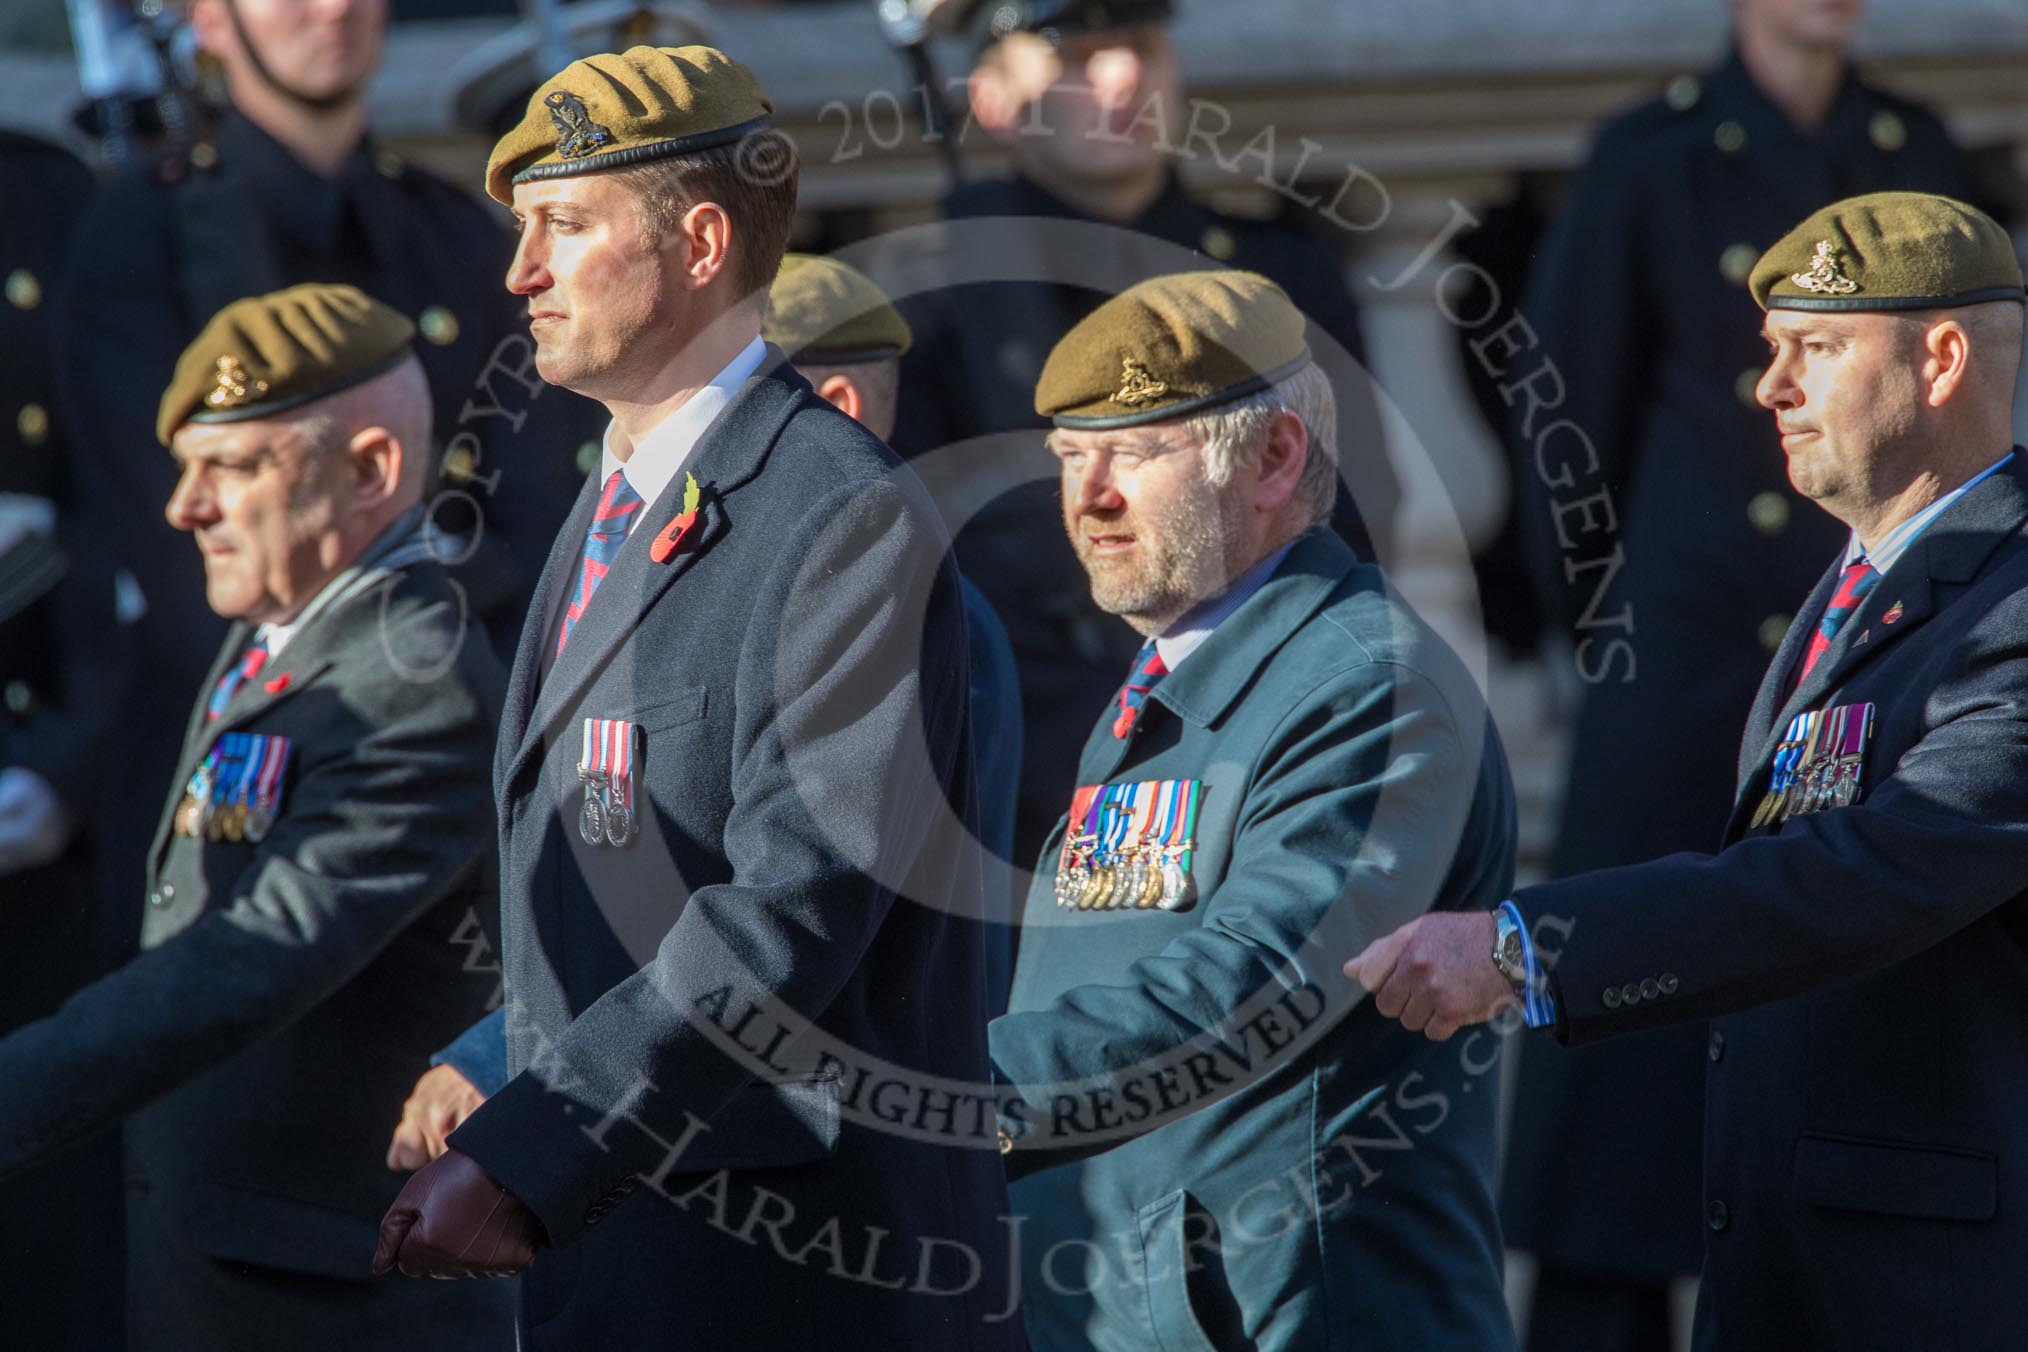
xmin=496 ymin=471 xmax=602 ymax=796
xmin=502 ymin=362 xmax=808 ymax=792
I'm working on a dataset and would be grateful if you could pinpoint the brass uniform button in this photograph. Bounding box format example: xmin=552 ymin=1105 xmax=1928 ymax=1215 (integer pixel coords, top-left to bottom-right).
xmin=1869 ymin=110 xmax=1908 ymax=153
xmin=17 ymin=403 xmax=48 ymax=447
xmin=4 ymin=680 xmax=32 ymax=714
xmin=1747 ymin=491 xmax=1791 ymax=536
xmin=1735 ymin=367 xmax=1764 ymax=408
xmin=1714 ymin=120 xmax=1748 ymax=155
xmin=189 ymin=141 xmax=218 ymax=171
xmin=376 ymin=149 xmax=406 ymax=179
xmin=576 ymin=440 xmax=602 ymax=475
xmin=1200 ymin=226 xmax=1237 ymax=262
xmin=1665 ymin=75 xmax=1702 ymax=112
xmin=5 ymin=269 xmax=41 ymax=310
xmin=997 ymin=1129 xmax=1014 ymax=1155
xmin=1720 ymin=243 xmax=1759 ymax=286
xmin=418 ymin=306 xmax=459 ymax=346
xmin=444 ymin=445 xmax=479 ymax=483
xmin=1758 ymin=613 xmax=1791 ymax=654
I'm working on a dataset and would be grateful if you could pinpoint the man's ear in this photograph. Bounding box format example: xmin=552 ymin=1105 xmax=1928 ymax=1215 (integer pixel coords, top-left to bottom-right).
xmin=1252 ymin=411 xmax=1309 ymax=514
xmin=815 ymin=373 xmax=864 ymax=424
xmin=187 ymin=0 xmax=233 ymax=59
xmin=676 ymin=202 xmax=736 ymax=291
xmin=1923 ymin=319 xmax=1975 ymax=409
xmin=346 ymin=426 xmax=403 ymax=509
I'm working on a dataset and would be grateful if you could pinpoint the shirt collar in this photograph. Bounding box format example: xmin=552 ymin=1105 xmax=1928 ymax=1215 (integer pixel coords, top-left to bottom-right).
xmin=1153 ymin=539 xmax=1303 ymax=672
xmin=599 ymin=336 xmax=767 ymax=510
xmin=1846 ymin=451 xmax=2016 ymax=575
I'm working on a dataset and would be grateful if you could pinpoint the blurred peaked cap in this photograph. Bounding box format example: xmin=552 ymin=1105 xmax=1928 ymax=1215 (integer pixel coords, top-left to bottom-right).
xmin=1036 ymin=269 xmax=1310 ymax=429
xmin=1752 ymin=191 xmax=2026 ymax=313
xmin=485 ymin=44 xmax=773 ymax=205
xmin=158 ymin=284 xmax=415 ymax=446
xmin=764 ymin=253 xmax=913 ymax=363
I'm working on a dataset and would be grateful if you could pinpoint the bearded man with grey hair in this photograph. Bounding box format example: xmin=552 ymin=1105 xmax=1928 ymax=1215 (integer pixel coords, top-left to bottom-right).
xmin=987 ymin=270 xmax=1518 ymax=1351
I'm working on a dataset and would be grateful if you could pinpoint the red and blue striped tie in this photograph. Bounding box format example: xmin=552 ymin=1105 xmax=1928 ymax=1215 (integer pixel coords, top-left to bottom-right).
xmin=1798 ymin=556 xmax=1881 ymax=683
xmin=556 ymin=470 xmax=645 ymax=656
xmin=1112 ymin=640 xmax=1169 ymax=739
xmin=206 ymin=637 xmax=270 ymax=722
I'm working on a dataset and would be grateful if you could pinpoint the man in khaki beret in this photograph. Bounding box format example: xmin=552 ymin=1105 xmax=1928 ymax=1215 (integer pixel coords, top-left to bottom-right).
xmin=0 ymin=283 xmax=509 ymax=1349
xmin=373 ymin=47 xmax=1019 ymax=1352
xmin=1351 ymin=191 xmax=2028 ymax=1352
xmin=987 ymin=268 xmax=1517 ymax=1349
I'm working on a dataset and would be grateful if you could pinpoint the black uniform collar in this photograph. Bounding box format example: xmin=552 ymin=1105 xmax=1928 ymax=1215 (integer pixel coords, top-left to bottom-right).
xmin=1705 ymin=45 xmax=1867 ymax=154
xmin=213 ymin=109 xmax=381 ymax=253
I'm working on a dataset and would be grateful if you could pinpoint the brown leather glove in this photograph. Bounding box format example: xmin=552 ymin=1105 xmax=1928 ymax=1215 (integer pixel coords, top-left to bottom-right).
xmin=372 ymin=1147 xmax=543 ymax=1279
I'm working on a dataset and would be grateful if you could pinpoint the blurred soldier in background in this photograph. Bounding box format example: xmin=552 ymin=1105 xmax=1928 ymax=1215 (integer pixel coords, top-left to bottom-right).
xmin=883 ymin=0 xmax=1398 ymax=872
xmin=53 ymin=0 xmax=602 ymax=998
xmin=0 ymin=127 xmax=123 ymax=1352
xmin=1502 ymin=2 xmax=1966 ymax=1347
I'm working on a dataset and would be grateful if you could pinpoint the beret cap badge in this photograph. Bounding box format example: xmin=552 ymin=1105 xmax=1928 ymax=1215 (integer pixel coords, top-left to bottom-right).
xmin=545 ymin=89 xmax=614 ymax=160
xmin=1791 ymin=240 xmax=1860 ymax=296
xmin=1113 ymin=358 xmax=1170 ymax=407
xmin=206 ymin=356 xmax=269 ymax=411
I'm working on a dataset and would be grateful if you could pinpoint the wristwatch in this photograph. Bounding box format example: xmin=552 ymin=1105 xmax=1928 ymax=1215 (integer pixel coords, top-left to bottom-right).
xmin=1491 ymin=905 xmax=1528 ymax=997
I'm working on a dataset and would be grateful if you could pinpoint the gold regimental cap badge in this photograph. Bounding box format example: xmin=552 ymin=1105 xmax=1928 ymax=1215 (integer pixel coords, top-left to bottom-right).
xmin=545 ymin=90 xmax=614 ymax=160
xmin=1113 ymin=357 xmax=1169 ymax=407
xmin=206 ymin=355 xmax=269 ymax=410
xmin=1791 ymin=240 xmax=1860 ymax=296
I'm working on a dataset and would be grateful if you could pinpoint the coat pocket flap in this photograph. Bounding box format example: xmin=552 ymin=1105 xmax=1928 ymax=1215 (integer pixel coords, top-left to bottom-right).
xmin=1794 ymin=1133 xmax=1996 ymax=1222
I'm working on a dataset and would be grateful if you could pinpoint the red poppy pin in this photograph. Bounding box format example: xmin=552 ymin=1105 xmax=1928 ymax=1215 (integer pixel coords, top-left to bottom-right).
xmin=1882 ymin=600 xmax=1904 ymax=625
xmin=650 ymin=473 xmax=703 ymax=563
xmin=263 ymin=673 xmax=291 ymax=695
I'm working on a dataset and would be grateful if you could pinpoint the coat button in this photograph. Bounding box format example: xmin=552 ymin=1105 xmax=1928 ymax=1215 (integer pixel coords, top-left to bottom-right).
xmin=5 ymin=268 xmax=41 ymax=310
xmin=1665 ymin=75 xmax=1702 ymax=111
xmin=1708 ymin=1199 xmax=1731 ymax=1231
xmin=1719 ymin=243 xmax=1759 ymax=286
xmin=1714 ymin=120 xmax=1748 ymax=155
xmin=1639 ymin=977 xmax=1661 ymax=1001
xmin=1620 ymin=982 xmax=1643 ymax=1006
xmin=1869 ymin=110 xmax=1907 ymax=152
xmin=1660 ymin=973 xmax=1680 ymax=995
xmin=1758 ymin=613 xmax=1791 ymax=655
xmin=1602 ymin=986 xmax=1622 ymax=1010
xmin=418 ymin=306 xmax=459 ymax=346
xmin=1734 ymin=367 xmax=1764 ymax=408
xmin=17 ymin=403 xmax=49 ymax=447
xmin=1708 ymin=1030 xmax=1726 ymax=1063
xmin=1747 ymin=491 xmax=1791 ymax=536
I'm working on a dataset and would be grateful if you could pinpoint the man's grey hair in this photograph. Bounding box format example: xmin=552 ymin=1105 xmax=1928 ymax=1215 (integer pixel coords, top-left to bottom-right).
xmin=1185 ymin=360 xmax=1338 ymax=527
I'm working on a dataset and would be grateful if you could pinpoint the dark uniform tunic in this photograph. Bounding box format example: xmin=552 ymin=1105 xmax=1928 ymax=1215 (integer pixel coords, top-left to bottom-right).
xmin=1504 ymin=49 xmax=1966 ymax=1297
xmin=0 ymin=127 xmax=123 ymax=1352
xmin=52 ymin=110 xmax=603 ymax=1018
xmin=887 ymin=171 xmax=1400 ymax=869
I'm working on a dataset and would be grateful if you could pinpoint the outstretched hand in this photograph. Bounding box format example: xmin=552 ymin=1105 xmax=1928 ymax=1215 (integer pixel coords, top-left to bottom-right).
xmin=1343 ymin=910 xmax=1515 ymax=1041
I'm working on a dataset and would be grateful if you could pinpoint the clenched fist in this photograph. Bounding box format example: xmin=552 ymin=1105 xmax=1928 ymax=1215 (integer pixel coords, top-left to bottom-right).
xmin=1343 ymin=910 xmax=1515 ymax=1041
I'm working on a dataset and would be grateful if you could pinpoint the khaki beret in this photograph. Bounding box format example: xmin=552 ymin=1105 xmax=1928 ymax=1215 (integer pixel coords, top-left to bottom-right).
xmin=764 ymin=254 xmax=912 ymax=363
xmin=485 ymin=44 xmax=773 ymax=205
xmin=1035 ymin=269 xmax=1310 ymax=429
xmin=157 ymin=284 xmax=415 ymax=445
xmin=1751 ymin=191 xmax=2026 ymax=313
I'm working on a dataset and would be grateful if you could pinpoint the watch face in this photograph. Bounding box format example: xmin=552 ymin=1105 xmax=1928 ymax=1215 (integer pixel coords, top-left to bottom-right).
xmin=1495 ymin=925 xmax=1524 ymax=976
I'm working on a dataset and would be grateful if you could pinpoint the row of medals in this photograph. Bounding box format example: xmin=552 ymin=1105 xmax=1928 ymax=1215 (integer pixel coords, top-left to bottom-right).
xmin=578 ymin=769 xmax=635 ymax=848
xmin=1054 ymin=838 xmax=1195 ymax=911
xmin=174 ymin=767 xmax=274 ymax=843
xmin=1750 ymin=745 xmax=1862 ymax=828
